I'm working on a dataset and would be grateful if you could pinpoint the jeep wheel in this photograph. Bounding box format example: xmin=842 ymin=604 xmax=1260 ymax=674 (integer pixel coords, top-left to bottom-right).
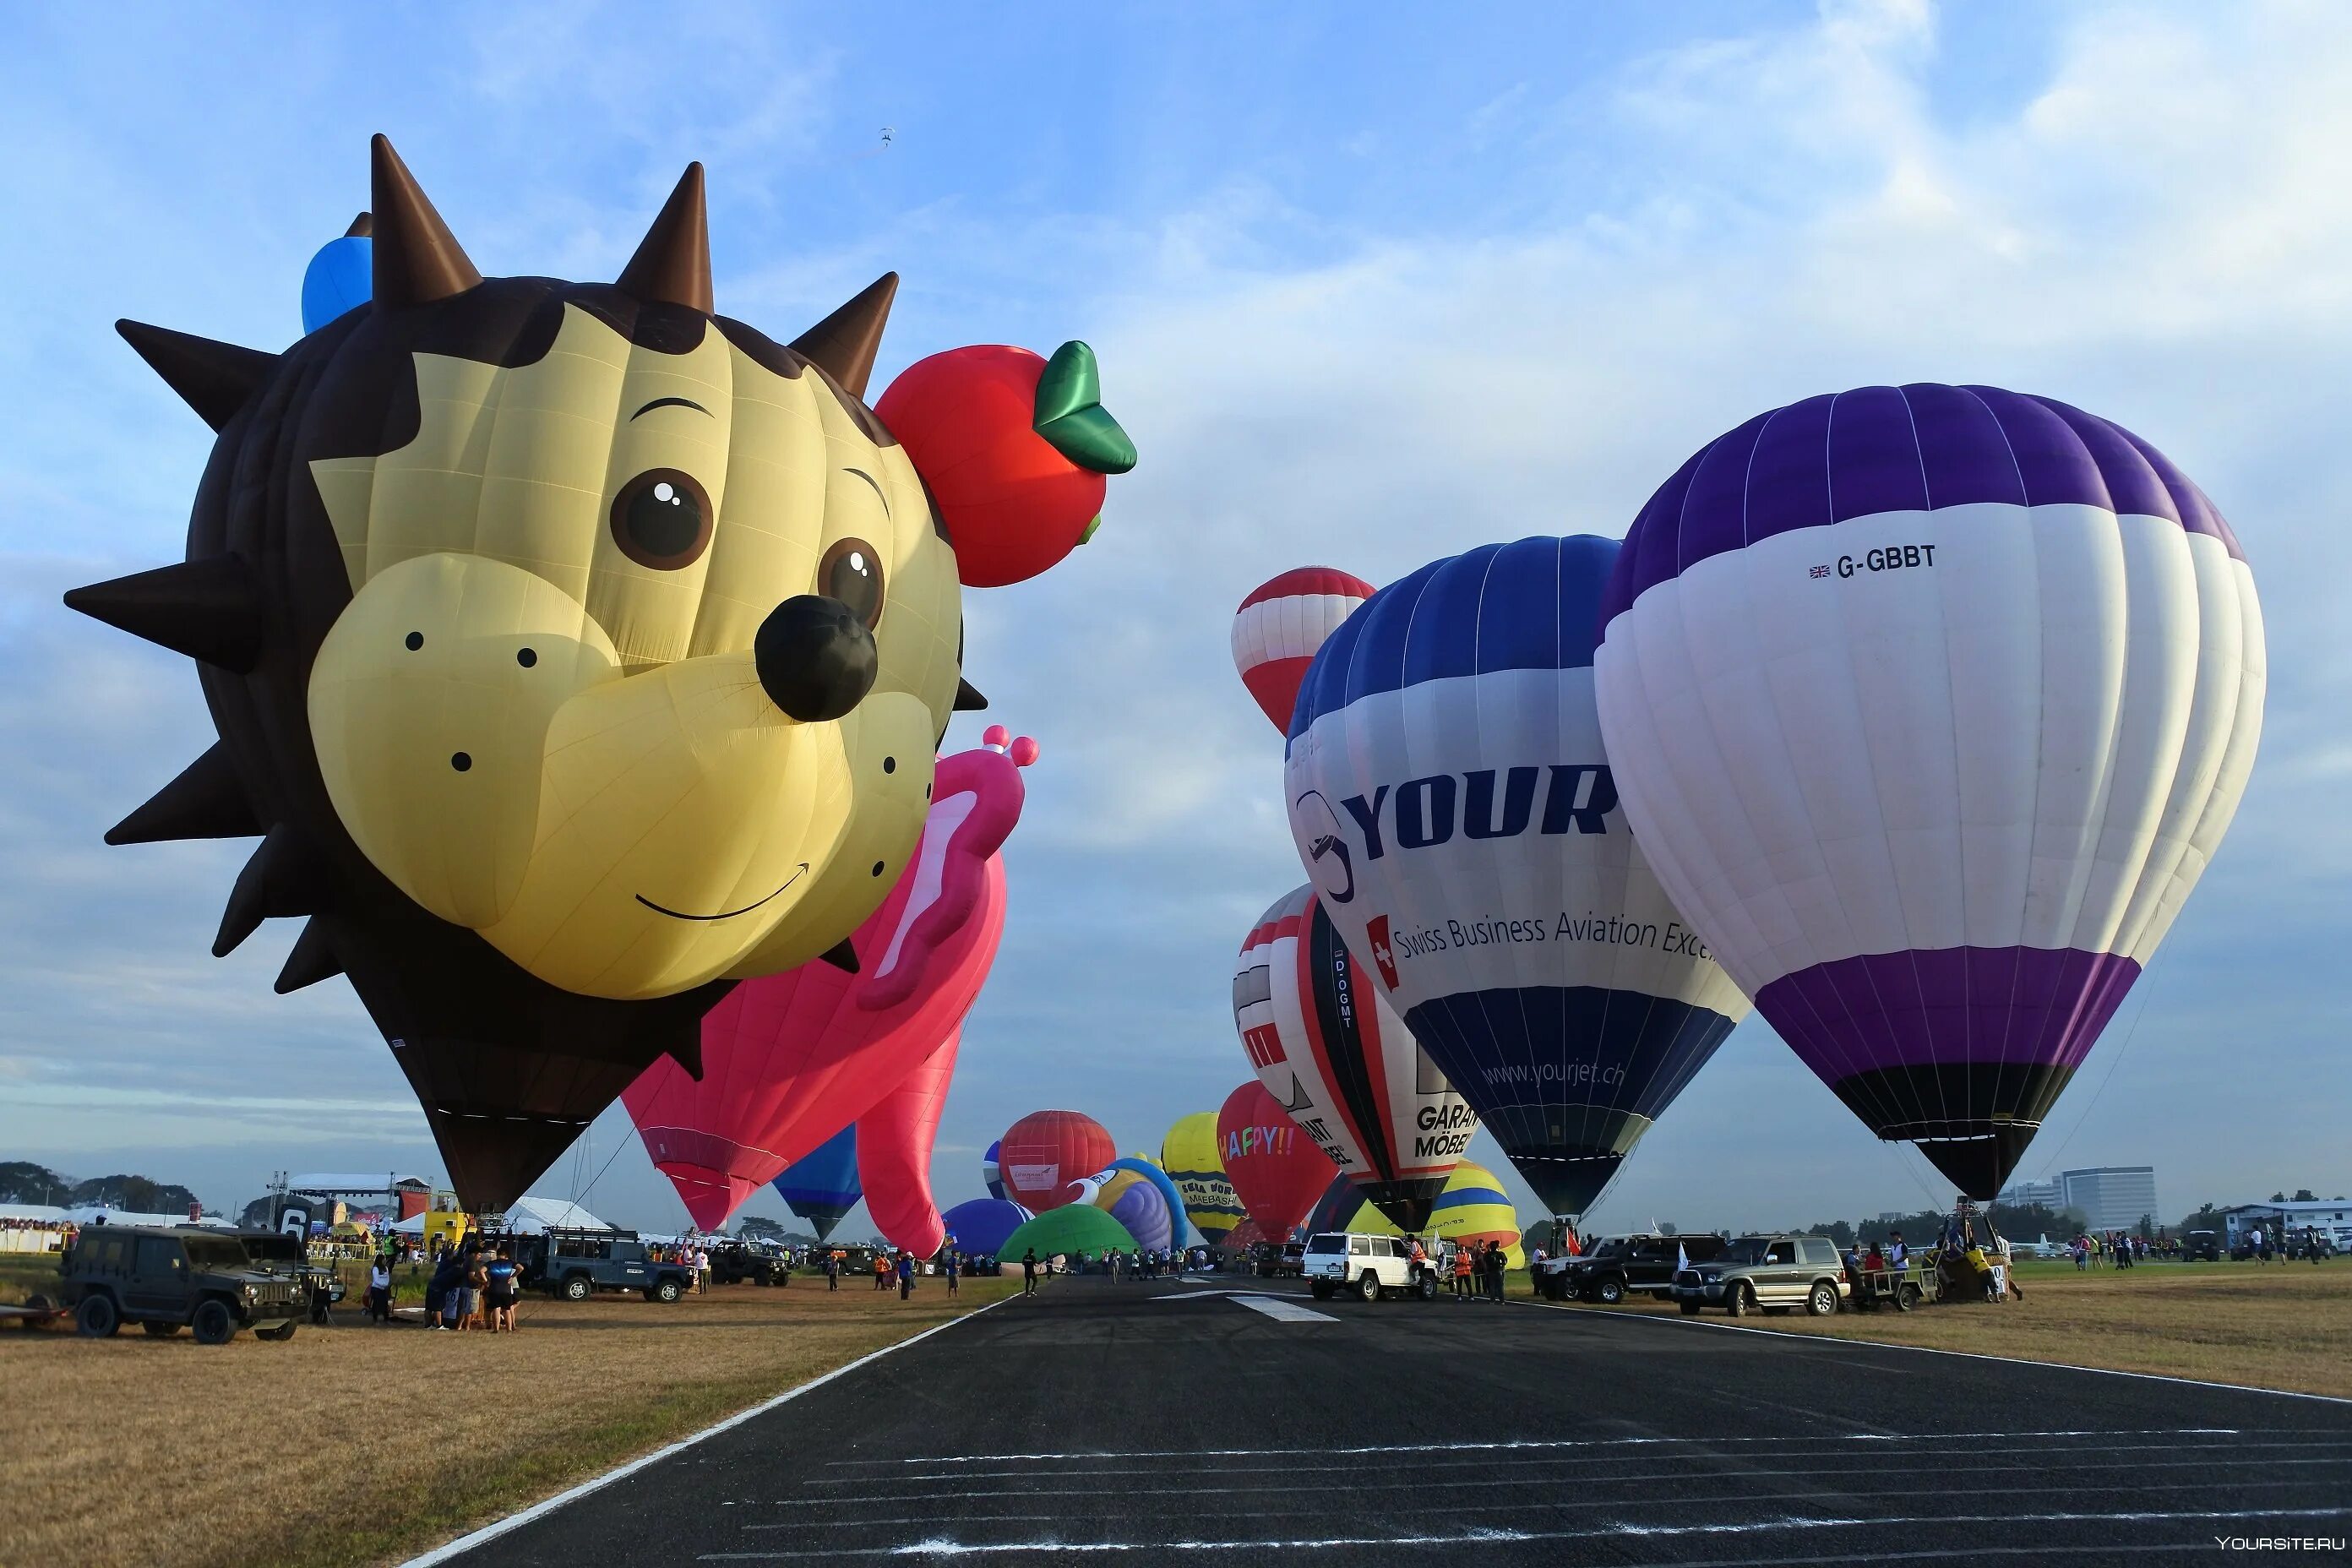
xmin=1725 ymin=1283 xmax=1754 ymax=1317
xmin=1679 ymin=1298 xmax=1704 ymax=1314
xmin=561 ymin=1274 xmax=593 ymax=1303
xmin=1597 ymin=1277 xmax=1625 ymax=1306
xmin=191 ymin=1298 xmax=239 ymax=1345
xmin=1356 ymin=1270 xmax=1381 ymax=1303
xmin=651 ymin=1277 xmax=684 ymax=1304
xmin=141 ymin=1320 xmax=182 ymax=1337
xmin=257 ymin=1321 xmax=300 ymax=1342
xmin=1309 ymin=1280 xmax=1333 ymax=1300
xmin=1807 ymin=1281 xmax=1840 ymax=1317
xmin=1415 ymin=1270 xmax=1440 ymax=1302
xmin=75 ymin=1294 xmax=119 ymax=1337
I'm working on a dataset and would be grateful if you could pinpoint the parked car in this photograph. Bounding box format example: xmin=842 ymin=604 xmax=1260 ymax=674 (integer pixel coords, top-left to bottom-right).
xmin=2183 ymin=1230 xmax=2222 ymax=1263
xmin=1302 ymin=1233 xmax=1446 ymax=1302
xmin=1672 ymin=1234 xmax=1848 ymax=1318
xmin=59 ymin=1225 xmax=306 ymax=1343
xmin=709 ymin=1239 xmax=793 ymax=1287
xmin=1536 ymin=1233 xmax=1727 ymax=1304
xmin=525 ymin=1230 xmax=695 ymax=1302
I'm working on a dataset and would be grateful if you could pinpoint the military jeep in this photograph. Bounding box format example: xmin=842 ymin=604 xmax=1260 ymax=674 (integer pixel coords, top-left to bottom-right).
xmin=60 ymin=1225 xmax=306 ymax=1343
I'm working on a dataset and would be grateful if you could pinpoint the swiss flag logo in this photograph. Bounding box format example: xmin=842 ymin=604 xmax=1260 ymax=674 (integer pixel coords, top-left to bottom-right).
xmin=1366 ymin=915 xmax=1400 ymax=989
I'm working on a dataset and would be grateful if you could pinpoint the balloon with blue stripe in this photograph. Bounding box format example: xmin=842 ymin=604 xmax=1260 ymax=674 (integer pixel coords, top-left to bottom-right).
xmin=1284 ymin=535 xmax=1751 ymax=1218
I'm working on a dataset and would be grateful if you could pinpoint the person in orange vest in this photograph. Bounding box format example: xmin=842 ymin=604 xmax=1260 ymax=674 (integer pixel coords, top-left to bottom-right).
xmin=1451 ymin=1241 xmax=1475 ymax=1301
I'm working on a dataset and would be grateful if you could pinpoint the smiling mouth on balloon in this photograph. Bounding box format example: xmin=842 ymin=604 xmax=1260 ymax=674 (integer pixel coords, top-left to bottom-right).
xmin=635 ymin=863 xmax=809 ymax=922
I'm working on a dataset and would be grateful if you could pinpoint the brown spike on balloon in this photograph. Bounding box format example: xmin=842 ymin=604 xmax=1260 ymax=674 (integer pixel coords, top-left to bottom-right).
xmin=953 ymin=678 xmax=987 ymax=712
xmin=274 ymin=917 xmax=344 ymax=994
xmin=790 ymin=272 xmax=897 ymax=399
xmin=616 ymin=163 xmax=712 ymax=313
xmin=346 ymin=210 xmax=373 ymax=238
xmin=63 ymin=555 xmax=263 ymax=672
xmin=106 ymin=742 xmax=259 ymax=846
xmin=817 ymin=938 xmax=860 ymax=975
xmin=369 ymin=133 xmax=481 ymax=308
xmin=115 ymin=321 xmax=278 ymax=433
xmin=214 ymin=824 xmax=324 ymax=958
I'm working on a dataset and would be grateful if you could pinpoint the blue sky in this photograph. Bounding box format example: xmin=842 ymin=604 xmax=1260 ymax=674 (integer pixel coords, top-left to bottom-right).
xmin=3 ymin=1 xmax=2347 ymax=1233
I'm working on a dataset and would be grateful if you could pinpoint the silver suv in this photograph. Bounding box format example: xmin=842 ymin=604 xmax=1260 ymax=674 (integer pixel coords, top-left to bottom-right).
xmin=1303 ymin=1233 xmax=1444 ymax=1302
xmin=1672 ymin=1234 xmax=1848 ymax=1318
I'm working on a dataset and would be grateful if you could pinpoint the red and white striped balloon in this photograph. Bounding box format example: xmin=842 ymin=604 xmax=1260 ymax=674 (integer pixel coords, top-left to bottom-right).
xmin=1232 ymin=567 xmax=1375 ymax=733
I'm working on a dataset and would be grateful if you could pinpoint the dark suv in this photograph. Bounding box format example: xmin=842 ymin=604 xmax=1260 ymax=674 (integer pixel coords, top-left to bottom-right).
xmin=1537 ymin=1233 xmax=1728 ymax=1304
xmin=710 ymin=1239 xmax=793 ymax=1287
xmin=528 ymin=1230 xmax=695 ymax=1302
xmin=235 ymin=1231 xmax=348 ymax=1321
xmin=61 ymin=1226 xmax=306 ymax=1343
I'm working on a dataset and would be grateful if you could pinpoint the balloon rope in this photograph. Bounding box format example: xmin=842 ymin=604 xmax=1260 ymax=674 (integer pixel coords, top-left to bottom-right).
xmin=2018 ymin=970 xmax=2159 ymax=1187
xmin=573 ymin=1124 xmax=635 ymax=1213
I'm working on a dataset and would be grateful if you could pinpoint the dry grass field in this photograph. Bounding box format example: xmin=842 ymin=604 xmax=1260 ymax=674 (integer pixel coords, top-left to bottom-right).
xmin=0 ymin=1271 xmax=1016 ymax=1568
xmin=1560 ymin=1258 xmax=2352 ymax=1399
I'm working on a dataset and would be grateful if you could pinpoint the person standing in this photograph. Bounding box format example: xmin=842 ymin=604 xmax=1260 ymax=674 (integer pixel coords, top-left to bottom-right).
xmin=1485 ymin=1240 xmax=1506 ymax=1302
xmin=1021 ymin=1247 xmax=1040 ymax=1297
xmin=824 ymin=1250 xmax=841 ymax=1291
xmin=1451 ymin=1242 xmax=1474 ymax=1301
xmin=485 ymin=1245 xmax=520 ymax=1331
xmin=944 ymin=1250 xmax=961 ymax=1298
xmin=896 ymin=1250 xmax=915 ymax=1299
xmin=368 ymin=1255 xmax=393 ymax=1324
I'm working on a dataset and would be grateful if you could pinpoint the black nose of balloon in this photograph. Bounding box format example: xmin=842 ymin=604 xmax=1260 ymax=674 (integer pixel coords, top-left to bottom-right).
xmin=755 ymin=596 xmax=878 ymax=722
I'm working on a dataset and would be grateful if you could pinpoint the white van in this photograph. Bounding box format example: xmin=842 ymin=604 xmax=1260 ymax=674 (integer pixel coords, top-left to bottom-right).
xmin=1302 ymin=1233 xmax=1443 ymax=1301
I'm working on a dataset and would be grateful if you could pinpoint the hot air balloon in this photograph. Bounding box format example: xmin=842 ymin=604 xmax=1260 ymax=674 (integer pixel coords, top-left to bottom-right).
xmin=1001 ymin=1204 xmax=1137 ymax=1264
xmin=1304 ymin=1160 xmax=1528 ymax=1268
xmin=940 ymin=1197 xmax=1032 ymax=1257
xmin=1285 ymin=535 xmax=1752 ymax=1220
xmin=982 ymin=1140 xmax=1007 ymax=1201
xmin=1236 ymin=885 xmax=1474 ymax=1232
xmin=68 ymin=135 xmax=1129 ymax=1211
xmin=1592 ymin=386 xmax=2264 ymax=1197
xmin=625 ymin=738 xmax=1032 ymax=1228
xmin=1112 ymin=1156 xmax=1194 ymax=1250
xmin=1079 ymin=1165 xmax=1174 ymax=1253
xmin=773 ymin=1125 xmax=861 ymax=1243
xmin=1216 ymin=1081 xmax=1337 ymax=1241
xmin=301 ymin=214 xmax=373 ymax=333
xmin=996 ymin=1111 xmax=1117 ymax=1213
xmin=857 ymin=1029 xmax=963 ymax=1257
xmin=1161 ymin=1113 xmax=1244 ymax=1246
xmin=1233 ymin=568 xmax=1376 ymax=732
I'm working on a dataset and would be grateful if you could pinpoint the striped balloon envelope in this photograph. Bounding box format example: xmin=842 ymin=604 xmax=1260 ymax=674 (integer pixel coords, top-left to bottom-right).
xmin=1285 ymin=535 xmax=1750 ymax=1219
xmin=1592 ymin=386 xmax=2264 ymax=1198
xmin=1233 ymin=567 xmax=1375 ymax=732
xmin=1234 ymin=884 xmax=1474 ymax=1232
xmin=1160 ymin=1112 xmax=1245 ymax=1245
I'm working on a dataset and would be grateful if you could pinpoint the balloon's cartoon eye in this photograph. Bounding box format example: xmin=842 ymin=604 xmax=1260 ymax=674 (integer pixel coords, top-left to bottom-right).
xmin=611 ymin=469 xmax=713 ymax=570
xmin=819 ymin=537 xmax=885 ymax=629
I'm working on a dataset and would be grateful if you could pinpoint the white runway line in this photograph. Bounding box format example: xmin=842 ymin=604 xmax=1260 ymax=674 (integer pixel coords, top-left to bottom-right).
xmin=1521 ymin=1297 xmax=2352 ymax=1407
xmin=694 ymin=1505 xmax=2352 ymax=1559
xmin=395 ymin=1295 xmax=1014 ymax=1567
xmin=821 ymin=1425 xmax=2258 ymax=1467
xmin=1233 ymin=1293 xmax=1337 ymax=1322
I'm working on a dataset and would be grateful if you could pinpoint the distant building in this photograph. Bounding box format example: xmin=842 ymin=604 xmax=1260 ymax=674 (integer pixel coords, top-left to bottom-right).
xmin=2060 ymin=1168 xmax=2159 ymax=1233
xmin=2219 ymin=1200 xmax=2352 ymax=1250
xmin=1996 ymin=1179 xmax=2064 ymax=1211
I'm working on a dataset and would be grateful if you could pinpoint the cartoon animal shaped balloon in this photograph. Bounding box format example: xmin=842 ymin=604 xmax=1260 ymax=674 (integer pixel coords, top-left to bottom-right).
xmin=1235 ymin=885 xmax=1473 ymax=1232
xmin=1232 ymin=568 xmax=1375 ymax=732
xmin=1286 ymin=535 xmax=1750 ymax=1219
xmin=68 ymin=136 xmax=1130 ymax=1209
xmin=1592 ymin=386 xmax=2263 ymax=1196
xmin=626 ymin=735 xmax=1032 ymax=1229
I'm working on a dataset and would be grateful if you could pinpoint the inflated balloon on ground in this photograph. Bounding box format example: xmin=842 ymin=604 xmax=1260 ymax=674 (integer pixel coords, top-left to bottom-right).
xmin=66 ymin=136 xmax=1130 ymax=1210
xmin=1161 ymin=1113 xmax=1245 ymax=1245
xmin=1000 ymin=1204 xmax=1137 ymax=1262
xmin=1236 ymin=884 xmax=1473 ymax=1232
xmin=1286 ymin=535 xmax=1750 ymax=1218
xmin=1304 ymin=1160 xmax=1527 ymax=1268
xmin=1592 ymin=386 xmax=2263 ymax=1198
xmin=939 ymin=1197 xmax=1032 ymax=1257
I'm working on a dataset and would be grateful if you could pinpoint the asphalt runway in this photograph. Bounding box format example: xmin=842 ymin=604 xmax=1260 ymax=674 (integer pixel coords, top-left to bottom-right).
xmin=431 ymin=1276 xmax=2352 ymax=1565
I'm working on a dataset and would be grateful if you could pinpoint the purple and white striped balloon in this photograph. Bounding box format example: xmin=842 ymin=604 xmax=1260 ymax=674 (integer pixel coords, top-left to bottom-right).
xmin=1592 ymin=385 xmax=2265 ymax=1198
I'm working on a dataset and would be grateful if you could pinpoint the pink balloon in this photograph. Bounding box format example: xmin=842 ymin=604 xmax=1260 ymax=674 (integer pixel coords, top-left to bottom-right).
xmin=624 ymin=744 xmax=1028 ymax=1230
xmin=858 ymin=1026 xmax=966 ymax=1256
